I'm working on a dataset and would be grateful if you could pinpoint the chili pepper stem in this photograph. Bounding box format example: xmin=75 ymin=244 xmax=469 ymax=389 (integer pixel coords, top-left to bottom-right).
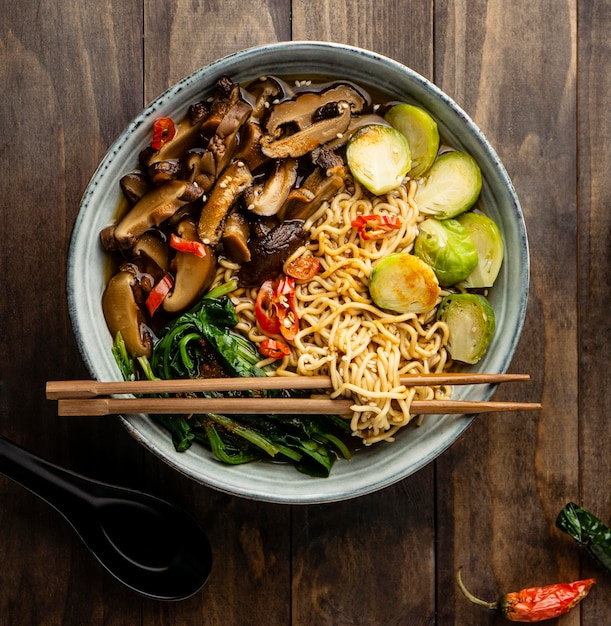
xmin=455 ymin=568 xmax=497 ymax=611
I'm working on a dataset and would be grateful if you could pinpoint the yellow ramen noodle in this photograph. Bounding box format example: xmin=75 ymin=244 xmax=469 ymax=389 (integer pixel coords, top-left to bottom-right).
xmin=212 ymin=177 xmax=452 ymax=445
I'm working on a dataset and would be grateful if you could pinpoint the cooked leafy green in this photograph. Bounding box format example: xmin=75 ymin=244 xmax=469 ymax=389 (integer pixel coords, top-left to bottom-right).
xmin=556 ymin=502 xmax=611 ymax=573
xmin=111 ymin=282 xmax=352 ymax=477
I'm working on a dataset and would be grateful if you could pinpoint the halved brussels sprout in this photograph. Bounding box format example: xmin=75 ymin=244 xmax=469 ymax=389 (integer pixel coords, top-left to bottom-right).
xmin=414 ymin=218 xmax=478 ymax=287
xmin=414 ymin=151 xmax=482 ymax=219
xmin=385 ymin=103 xmax=440 ymax=178
xmin=437 ymin=293 xmax=496 ymax=364
xmin=456 ymin=212 xmax=504 ymax=288
xmin=346 ymin=124 xmax=411 ymax=195
xmin=369 ymin=252 xmax=440 ymax=314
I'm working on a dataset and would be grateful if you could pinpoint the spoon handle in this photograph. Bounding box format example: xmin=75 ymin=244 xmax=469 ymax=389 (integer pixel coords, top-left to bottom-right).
xmin=0 ymin=434 xmax=90 ymax=515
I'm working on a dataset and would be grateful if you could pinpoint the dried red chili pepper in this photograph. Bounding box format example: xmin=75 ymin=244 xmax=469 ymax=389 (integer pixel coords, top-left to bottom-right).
xmin=151 ymin=117 xmax=176 ymax=150
xmin=351 ymin=214 xmax=402 ymax=240
xmin=456 ymin=568 xmax=595 ymax=622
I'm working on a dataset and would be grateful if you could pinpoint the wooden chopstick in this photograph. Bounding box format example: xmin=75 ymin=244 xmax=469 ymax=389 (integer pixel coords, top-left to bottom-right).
xmin=56 ymin=397 xmax=542 ymax=417
xmin=46 ymin=373 xmax=530 ymax=400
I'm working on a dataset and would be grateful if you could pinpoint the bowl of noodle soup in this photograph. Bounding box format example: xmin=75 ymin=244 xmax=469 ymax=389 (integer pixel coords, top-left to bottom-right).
xmin=69 ymin=42 xmax=529 ymax=503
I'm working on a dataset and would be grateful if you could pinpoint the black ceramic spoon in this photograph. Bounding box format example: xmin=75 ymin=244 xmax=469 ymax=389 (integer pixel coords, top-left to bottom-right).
xmin=0 ymin=434 xmax=212 ymax=600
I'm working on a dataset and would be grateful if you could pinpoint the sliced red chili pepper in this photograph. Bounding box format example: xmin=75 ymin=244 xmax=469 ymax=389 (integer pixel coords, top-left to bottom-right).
xmin=456 ymin=569 xmax=596 ymax=622
xmin=151 ymin=117 xmax=176 ymax=151
xmin=274 ymin=276 xmax=299 ymax=341
xmin=259 ymin=338 xmax=290 ymax=359
xmin=284 ymin=257 xmax=321 ymax=281
xmin=351 ymin=214 xmax=402 ymax=240
xmin=170 ymin=233 xmax=208 ymax=258
xmin=255 ymin=280 xmax=281 ymax=335
xmin=145 ymin=273 xmax=174 ymax=316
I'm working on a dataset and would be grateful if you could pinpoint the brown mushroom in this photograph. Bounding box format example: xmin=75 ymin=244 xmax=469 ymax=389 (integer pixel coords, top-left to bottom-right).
xmin=132 ymin=231 xmax=171 ymax=275
xmin=221 ymin=211 xmax=251 ymax=263
xmin=260 ymin=102 xmax=352 ymax=159
xmin=181 ymin=149 xmax=217 ymax=192
xmin=243 ymin=157 xmax=298 ymax=217
xmin=197 ymin=160 xmax=253 ymax=246
xmin=278 ymin=150 xmax=348 ymax=221
xmin=102 ymin=271 xmax=152 ymax=358
xmin=199 ymin=78 xmax=243 ymax=142
xmin=208 ymin=99 xmax=253 ymax=175
xmin=112 ymin=180 xmax=203 ymax=249
xmin=147 ymin=160 xmax=182 ymax=185
xmin=143 ymin=117 xmax=205 ymax=167
xmin=238 ymin=220 xmax=307 ymax=286
xmin=246 ymin=76 xmax=282 ymax=118
xmin=232 ymin=121 xmax=269 ymax=172
xmin=265 ymin=83 xmax=366 ymax=136
xmin=119 ymin=172 xmax=151 ymax=204
xmin=162 ymin=220 xmax=216 ymax=314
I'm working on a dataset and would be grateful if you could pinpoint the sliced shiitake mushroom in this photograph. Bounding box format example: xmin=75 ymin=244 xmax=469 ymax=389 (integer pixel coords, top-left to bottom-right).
xmin=147 ymin=160 xmax=182 ymax=185
xmin=119 ymin=172 xmax=151 ymax=204
xmin=208 ymin=99 xmax=253 ymax=176
xmin=221 ymin=211 xmax=251 ymax=263
xmin=243 ymin=157 xmax=298 ymax=217
xmin=112 ymin=180 xmax=203 ymax=249
xmin=132 ymin=231 xmax=171 ymax=275
xmin=232 ymin=121 xmax=269 ymax=172
xmin=260 ymin=102 xmax=352 ymax=159
xmin=238 ymin=220 xmax=307 ymax=286
xmin=163 ymin=220 xmax=216 ymax=314
xmin=102 ymin=271 xmax=152 ymax=357
xmin=265 ymin=83 xmax=366 ymax=136
xmin=279 ymin=150 xmax=348 ymax=221
xmin=197 ymin=160 xmax=253 ymax=246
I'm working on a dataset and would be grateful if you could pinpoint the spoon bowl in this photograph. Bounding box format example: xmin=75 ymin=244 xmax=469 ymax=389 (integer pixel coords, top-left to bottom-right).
xmin=0 ymin=434 xmax=212 ymax=600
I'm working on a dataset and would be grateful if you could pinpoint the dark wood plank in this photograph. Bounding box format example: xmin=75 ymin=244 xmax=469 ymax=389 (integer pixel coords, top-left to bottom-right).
xmin=435 ymin=2 xmax=579 ymax=624
xmin=578 ymin=0 xmax=611 ymax=621
xmin=434 ymin=1 xmax=583 ymax=623
xmin=289 ymin=3 xmax=437 ymax=625
xmin=144 ymin=0 xmax=292 ymax=100
xmin=1 ymin=0 xmax=607 ymax=622
xmin=292 ymin=0 xmax=434 ymax=80
xmin=0 ymin=1 xmax=148 ymax=624
xmin=139 ymin=3 xmax=294 ymax=625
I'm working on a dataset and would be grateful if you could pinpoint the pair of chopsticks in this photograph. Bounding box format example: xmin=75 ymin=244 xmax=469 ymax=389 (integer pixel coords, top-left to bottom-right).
xmin=46 ymin=373 xmax=541 ymax=417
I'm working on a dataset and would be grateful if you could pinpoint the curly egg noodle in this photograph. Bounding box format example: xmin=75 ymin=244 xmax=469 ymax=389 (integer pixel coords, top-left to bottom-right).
xmin=213 ymin=176 xmax=453 ymax=445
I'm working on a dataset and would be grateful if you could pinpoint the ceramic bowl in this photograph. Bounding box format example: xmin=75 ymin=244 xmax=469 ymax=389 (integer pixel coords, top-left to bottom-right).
xmin=68 ymin=41 xmax=529 ymax=503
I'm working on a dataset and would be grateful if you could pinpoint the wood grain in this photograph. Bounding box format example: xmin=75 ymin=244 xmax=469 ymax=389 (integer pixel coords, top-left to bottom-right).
xmin=0 ymin=0 xmax=609 ymax=623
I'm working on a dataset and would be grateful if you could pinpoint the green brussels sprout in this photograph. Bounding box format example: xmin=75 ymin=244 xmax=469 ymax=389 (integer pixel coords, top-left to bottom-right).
xmin=456 ymin=212 xmax=504 ymax=288
xmin=346 ymin=124 xmax=411 ymax=195
xmin=414 ymin=150 xmax=482 ymax=219
xmin=369 ymin=252 xmax=440 ymax=314
xmin=385 ymin=103 xmax=440 ymax=178
xmin=414 ymin=218 xmax=478 ymax=287
xmin=437 ymin=293 xmax=496 ymax=364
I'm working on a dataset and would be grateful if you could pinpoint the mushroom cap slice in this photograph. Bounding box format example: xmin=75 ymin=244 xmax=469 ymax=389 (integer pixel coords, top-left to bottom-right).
xmin=208 ymin=99 xmax=253 ymax=176
xmin=197 ymin=160 xmax=253 ymax=246
xmin=244 ymin=157 xmax=298 ymax=217
xmin=265 ymin=83 xmax=366 ymax=135
xmin=222 ymin=211 xmax=251 ymax=263
xmin=113 ymin=180 xmax=203 ymax=249
xmin=102 ymin=271 xmax=152 ymax=358
xmin=163 ymin=220 xmax=216 ymax=314
xmin=260 ymin=102 xmax=352 ymax=159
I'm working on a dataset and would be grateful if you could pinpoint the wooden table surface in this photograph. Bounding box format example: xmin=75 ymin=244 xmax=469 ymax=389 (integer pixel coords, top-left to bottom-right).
xmin=1 ymin=1 xmax=610 ymax=624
